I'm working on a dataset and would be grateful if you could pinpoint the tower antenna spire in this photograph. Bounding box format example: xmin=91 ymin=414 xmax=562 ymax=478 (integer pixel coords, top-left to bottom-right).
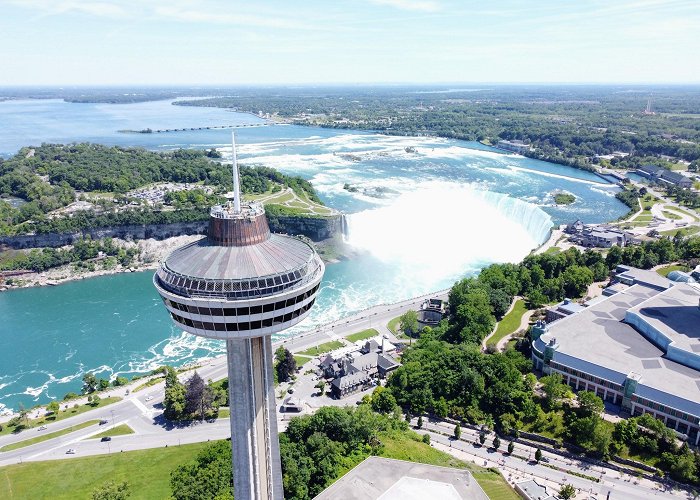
xmin=231 ymin=131 xmax=242 ymax=213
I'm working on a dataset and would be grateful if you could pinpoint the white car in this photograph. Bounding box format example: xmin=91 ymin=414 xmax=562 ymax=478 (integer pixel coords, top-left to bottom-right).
xmin=145 ymin=395 xmax=154 ymax=402
xmin=66 ymin=448 xmax=76 ymax=454
xmin=38 ymin=425 xmax=47 ymax=431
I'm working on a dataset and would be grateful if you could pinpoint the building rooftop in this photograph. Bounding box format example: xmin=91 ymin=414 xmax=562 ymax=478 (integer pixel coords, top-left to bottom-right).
xmin=538 ymin=283 xmax=700 ymax=417
xmin=313 ymin=457 xmax=488 ymax=500
xmin=515 ymin=479 xmax=557 ymax=500
xmin=626 ymin=284 xmax=700 ymax=359
xmin=615 ymin=265 xmax=671 ymax=291
xmin=164 ymin=234 xmax=316 ymax=281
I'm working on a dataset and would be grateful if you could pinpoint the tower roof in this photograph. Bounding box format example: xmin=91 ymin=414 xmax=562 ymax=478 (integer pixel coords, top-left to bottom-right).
xmin=163 ymin=233 xmax=316 ymax=281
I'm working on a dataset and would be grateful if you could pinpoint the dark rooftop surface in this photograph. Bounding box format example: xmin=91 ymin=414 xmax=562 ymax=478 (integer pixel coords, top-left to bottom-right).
xmin=164 ymin=233 xmax=315 ymax=280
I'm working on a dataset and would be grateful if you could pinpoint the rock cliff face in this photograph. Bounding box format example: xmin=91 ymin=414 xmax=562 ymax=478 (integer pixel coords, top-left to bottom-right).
xmin=266 ymin=215 xmax=343 ymax=241
xmin=0 ymin=215 xmax=343 ymax=249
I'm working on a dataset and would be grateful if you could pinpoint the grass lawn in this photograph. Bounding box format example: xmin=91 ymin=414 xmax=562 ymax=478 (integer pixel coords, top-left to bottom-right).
xmin=656 ymin=264 xmax=690 ymax=277
xmin=297 ymin=340 xmax=344 ymax=357
xmin=0 ymin=441 xmax=210 ymax=500
xmin=659 ymin=225 xmax=700 ymax=237
xmin=663 ymin=205 xmax=700 ymax=222
xmin=0 ymin=397 xmax=122 ymax=437
xmin=133 ymin=376 xmax=164 ymax=392
xmin=293 ymin=354 xmax=312 ymax=367
xmin=387 ymin=315 xmax=402 ymax=335
xmin=0 ymin=420 xmax=100 ymax=452
xmin=0 ymin=433 xmax=518 ymax=500
xmin=544 ymin=246 xmax=561 ymax=254
xmin=662 ymin=210 xmax=682 ymax=220
xmin=487 ymin=299 xmax=528 ymax=347
xmin=346 ymin=328 xmax=379 ymax=343
xmin=89 ymin=424 xmax=134 ymax=440
xmin=378 ymin=432 xmax=519 ymax=500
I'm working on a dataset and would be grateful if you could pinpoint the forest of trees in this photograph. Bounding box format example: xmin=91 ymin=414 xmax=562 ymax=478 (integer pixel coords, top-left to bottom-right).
xmin=0 ymin=236 xmax=139 ymax=272
xmin=0 ymin=143 xmax=323 ymax=235
xmin=377 ymin=239 xmax=700 ymax=484
xmin=177 ymin=85 xmax=700 ymax=171
xmin=169 ymin=405 xmax=410 ymax=500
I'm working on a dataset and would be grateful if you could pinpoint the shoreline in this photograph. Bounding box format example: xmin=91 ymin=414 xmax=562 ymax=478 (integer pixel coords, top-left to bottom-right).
xmin=0 ymin=233 xmax=354 ymax=292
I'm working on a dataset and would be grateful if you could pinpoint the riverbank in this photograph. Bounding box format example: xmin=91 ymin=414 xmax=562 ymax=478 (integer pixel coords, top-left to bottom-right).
xmin=0 ymin=233 xmax=353 ymax=292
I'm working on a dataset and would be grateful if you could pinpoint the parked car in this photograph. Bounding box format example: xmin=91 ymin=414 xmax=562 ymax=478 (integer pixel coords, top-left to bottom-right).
xmin=145 ymin=395 xmax=154 ymax=402
xmin=66 ymin=448 xmax=76 ymax=454
xmin=101 ymin=436 xmax=112 ymax=442
xmin=38 ymin=425 xmax=47 ymax=431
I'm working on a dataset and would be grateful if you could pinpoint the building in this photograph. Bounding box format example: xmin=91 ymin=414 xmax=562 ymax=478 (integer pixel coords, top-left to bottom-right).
xmin=514 ymin=479 xmax=557 ymax=500
xmin=314 ymin=456 xmax=489 ymax=500
xmin=496 ymin=139 xmax=531 ymax=154
xmin=330 ymin=371 xmax=372 ymax=399
xmin=418 ymin=297 xmax=446 ymax=325
xmin=532 ymin=267 xmax=700 ymax=445
xmin=566 ymin=222 xmax=636 ymax=248
xmin=323 ymin=341 xmax=402 ymax=399
xmin=153 ymin=134 xmax=324 ymax=500
xmin=637 ymin=165 xmax=694 ymax=188
xmin=280 ymin=397 xmax=305 ymax=413
xmin=545 ymin=298 xmax=585 ymax=323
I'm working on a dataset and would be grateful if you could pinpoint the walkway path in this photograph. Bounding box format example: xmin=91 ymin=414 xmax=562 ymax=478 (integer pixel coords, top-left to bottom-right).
xmin=496 ymin=309 xmax=534 ymax=352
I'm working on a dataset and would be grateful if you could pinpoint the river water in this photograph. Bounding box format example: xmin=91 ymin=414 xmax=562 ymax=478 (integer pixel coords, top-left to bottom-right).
xmin=0 ymin=98 xmax=628 ymax=412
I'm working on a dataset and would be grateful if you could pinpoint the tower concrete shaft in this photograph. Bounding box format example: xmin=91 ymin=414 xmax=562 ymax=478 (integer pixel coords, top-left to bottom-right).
xmin=226 ymin=336 xmax=282 ymax=500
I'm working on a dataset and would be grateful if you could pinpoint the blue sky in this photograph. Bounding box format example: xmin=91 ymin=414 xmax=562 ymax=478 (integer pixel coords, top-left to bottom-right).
xmin=1 ymin=0 xmax=698 ymax=85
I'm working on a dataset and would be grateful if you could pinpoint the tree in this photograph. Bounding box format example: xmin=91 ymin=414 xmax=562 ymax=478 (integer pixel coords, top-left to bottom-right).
xmin=540 ymin=374 xmax=568 ymax=410
xmin=89 ymin=394 xmax=101 ymax=407
xmin=507 ymin=441 xmax=515 ymax=454
xmin=275 ymin=347 xmax=297 ymax=383
xmin=164 ymin=367 xmax=186 ymax=421
xmin=47 ymin=401 xmax=60 ymax=415
xmin=454 ymin=423 xmax=461 ymax=440
xmin=561 ymin=265 xmax=594 ymax=297
xmin=315 ymin=380 xmax=326 ymax=396
xmin=605 ymin=245 xmax=623 ymax=269
xmin=479 ymin=431 xmax=486 ymax=445
xmin=185 ymin=372 xmax=214 ymax=419
xmin=98 ymin=378 xmax=110 ymax=391
xmin=82 ymin=372 xmax=98 ymax=394
xmin=371 ymin=387 xmax=398 ymax=414
xmin=558 ymin=483 xmax=576 ymax=499
xmin=577 ymin=391 xmax=604 ymax=417
xmin=399 ymin=309 xmax=419 ymax=337
xmin=417 ymin=415 xmax=423 ymax=429
xmin=170 ymin=440 xmax=233 ymax=500
xmin=92 ymin=481 xmax=131 ymax=500
xmin=493 ymin=434 xmax=501 ymax=450
xmin=422 ymin=433 xmax=431 ymax=445
xmin=112 ymin=376 xmax=129 ymax=387
xmin=534 ymin=448 xmax=542 ymax=463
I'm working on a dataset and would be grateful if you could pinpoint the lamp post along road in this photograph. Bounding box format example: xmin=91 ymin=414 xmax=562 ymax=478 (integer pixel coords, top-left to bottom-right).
xmin=153 ymin=133 xmax=325 ymax=499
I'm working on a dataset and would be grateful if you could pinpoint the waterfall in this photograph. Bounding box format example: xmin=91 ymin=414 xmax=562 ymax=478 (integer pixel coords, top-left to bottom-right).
xmin=343 ymin=184 xmax=552 ymax=277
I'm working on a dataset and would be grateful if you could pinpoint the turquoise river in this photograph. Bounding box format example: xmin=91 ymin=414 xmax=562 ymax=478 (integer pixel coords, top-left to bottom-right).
xmin=0 ymin=98 xmax=629 ymax=413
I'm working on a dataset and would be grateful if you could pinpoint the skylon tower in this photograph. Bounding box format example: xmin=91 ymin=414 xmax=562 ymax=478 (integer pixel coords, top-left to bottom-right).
xmin=153 ymin=134 xmax=325 ymax=499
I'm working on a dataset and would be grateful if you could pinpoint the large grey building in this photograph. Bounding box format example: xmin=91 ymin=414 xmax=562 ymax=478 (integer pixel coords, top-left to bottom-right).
xmin=532 ymin=266 xmax=700 ymax=444
xmin=153 ymin=135 xmax=325 ymax=499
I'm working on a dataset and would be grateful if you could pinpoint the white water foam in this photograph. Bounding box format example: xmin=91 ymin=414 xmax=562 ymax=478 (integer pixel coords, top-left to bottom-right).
xmin=345 ymin=182 xmax=552 ymax=281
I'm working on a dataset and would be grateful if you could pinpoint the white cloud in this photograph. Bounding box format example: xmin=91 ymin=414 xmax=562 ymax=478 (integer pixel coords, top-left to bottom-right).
xmin=368 ymin=0 xmax=440 ymax=12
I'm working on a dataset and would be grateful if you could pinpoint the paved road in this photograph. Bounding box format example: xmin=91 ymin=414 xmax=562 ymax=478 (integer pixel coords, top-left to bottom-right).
xmin=0 ymin=289 xmax=447 ymax=466
xmin=419 ymin=419 xmax=690 ymax=499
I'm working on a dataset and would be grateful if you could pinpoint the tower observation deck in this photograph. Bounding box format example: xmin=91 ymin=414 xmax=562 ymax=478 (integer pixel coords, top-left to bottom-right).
xmin=153 ymin=134 xmax=324 ymax=499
